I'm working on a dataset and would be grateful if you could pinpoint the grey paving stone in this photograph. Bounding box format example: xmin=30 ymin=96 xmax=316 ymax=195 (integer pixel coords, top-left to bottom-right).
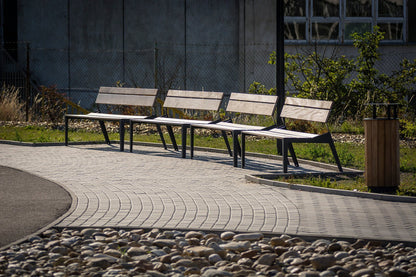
xmin=0 ymin=143 xmax=415 ymax=242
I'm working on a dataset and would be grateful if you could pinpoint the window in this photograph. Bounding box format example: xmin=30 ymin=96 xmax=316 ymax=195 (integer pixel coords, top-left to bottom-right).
xmin=312 ymin=22 xmax=339 ymax=40
xmin=313 ymin=0 xmax=339 ymax=17
xmin=379 ymin=0 xmax=403 ymax=17
xmin=284 ymin=0 xmax=307 ymax=40
xmin=345 ymin=23 xmax=372 ymax=39
xmin=346 ymin=0 xmax=371 ymax=17
xmin=284 ymin=0 xmax=408 ymax=43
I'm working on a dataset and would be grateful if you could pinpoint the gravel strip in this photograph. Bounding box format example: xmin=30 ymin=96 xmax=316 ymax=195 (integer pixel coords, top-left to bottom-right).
xmin=1 ymin=228 xmax=415 ymax=276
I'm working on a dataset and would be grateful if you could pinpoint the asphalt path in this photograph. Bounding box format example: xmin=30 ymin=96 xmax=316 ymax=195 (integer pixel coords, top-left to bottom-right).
xmin=0 ymin=165 xmax=71 ymax=248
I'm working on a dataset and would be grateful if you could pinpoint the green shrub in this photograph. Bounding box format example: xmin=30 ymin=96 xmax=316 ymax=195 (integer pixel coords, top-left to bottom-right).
xmin=339 ymin=120 xmax=364 ymax=134
xmin=285 ymin=119 xmax=323 ymax=133
xmin=266 ymin=26 xmax=416 ymax=122
xmin=248 ymin=81 xmax=276 ymax=95
xmin=400 ymin=119 xmax=416 ymax=139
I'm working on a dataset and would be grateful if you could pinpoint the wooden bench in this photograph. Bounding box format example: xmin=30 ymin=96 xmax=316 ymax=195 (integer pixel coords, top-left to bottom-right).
xmin=190 ymin=93 xmax=287 ymax=167
xmin=129 ymin=89 xmax=224 ymax=158
xmin=64 ymin=87 xmax=158 ymax=151
xmin=241 ymin=97 xmax=343 ymax=173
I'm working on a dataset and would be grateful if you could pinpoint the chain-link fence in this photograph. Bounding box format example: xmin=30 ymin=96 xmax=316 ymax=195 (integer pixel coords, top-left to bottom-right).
xmin=1 ymin=41 xmax=415 ymax=120
xmin=1 ymin=42 xmax=41 ymax=121
xmin=2 ymin=41 xmax=277 ymax=115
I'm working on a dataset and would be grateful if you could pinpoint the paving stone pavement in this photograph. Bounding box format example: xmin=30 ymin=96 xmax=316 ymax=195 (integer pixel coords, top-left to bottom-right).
xmin=0 ymin=143 xmax=415 ymax=243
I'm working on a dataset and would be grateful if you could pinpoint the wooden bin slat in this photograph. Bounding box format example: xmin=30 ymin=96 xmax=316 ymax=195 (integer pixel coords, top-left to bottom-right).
xmin=365 ymin=119 xmax=400 ymax=189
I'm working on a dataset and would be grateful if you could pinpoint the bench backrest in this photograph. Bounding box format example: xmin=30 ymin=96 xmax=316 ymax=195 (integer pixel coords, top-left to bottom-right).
xmin=163 ymin=90 xmax=224 ymax=111
xmin=281 ymin=97 xmax=332 ymax=123
xmin=226 ymin=93 xmax=278 ymax=116
xmin=95 ymin=87 xmax=158 ymax=107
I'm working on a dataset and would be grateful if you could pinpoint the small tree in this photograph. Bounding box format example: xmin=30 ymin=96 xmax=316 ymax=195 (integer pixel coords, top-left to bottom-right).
xmin=267 ymin=26 xmax=416 ymax=122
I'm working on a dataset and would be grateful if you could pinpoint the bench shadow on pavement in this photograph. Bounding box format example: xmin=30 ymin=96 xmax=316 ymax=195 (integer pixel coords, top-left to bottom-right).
xmin=78 ymin=144 xmax=324 ymax=175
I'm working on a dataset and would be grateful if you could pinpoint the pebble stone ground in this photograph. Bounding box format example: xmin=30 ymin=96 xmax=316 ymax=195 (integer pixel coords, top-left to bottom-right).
xmin=0 ymin=143 xmax=415 ymax=243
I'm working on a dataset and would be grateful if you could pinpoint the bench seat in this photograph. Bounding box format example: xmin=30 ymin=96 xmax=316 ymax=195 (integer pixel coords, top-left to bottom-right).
xmin=242 ymin=128 xmax=319 ymax=139
xmin=190 ymin=93 xmax=282 ymax=167
xmin=192 ymin=121 xmax=267 ymax=132
xmin=65 ymin=112 xmax=149 ymax=120
xmin=65 ymin=87 xmax=158 ymax=151
xmin=241 ymin=97 xmax=343 ymax=173
xmin=129 ymin=90 xmax=224 ymax=157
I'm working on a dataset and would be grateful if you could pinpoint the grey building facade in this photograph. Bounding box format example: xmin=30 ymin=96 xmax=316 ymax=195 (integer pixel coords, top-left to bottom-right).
xmin=1 ymin=0 xmax=415 ymax=109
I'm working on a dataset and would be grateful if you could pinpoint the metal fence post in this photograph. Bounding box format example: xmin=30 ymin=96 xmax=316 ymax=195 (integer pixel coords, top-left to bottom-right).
xmin=154 ymin=41 xmax=158 ymax=89
xmin=25 ymin=42 xmax=31 ymax=121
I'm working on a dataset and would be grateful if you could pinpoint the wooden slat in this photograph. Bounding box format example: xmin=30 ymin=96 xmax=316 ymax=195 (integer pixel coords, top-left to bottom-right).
xmin=227 ymin=101 xmax=277 ymax=116
xmin=365 ymin=119 xmax=400 ymax=189
xmin=96 ymin=94 xmax=156 ymax=106
xmin=167 ymin=90 xmax=224 ymax=100
xmin=99 ymin=87 xmax=158 ymax=96
xmin=285 ymin=97 xmax=332 ymax=109
xmin=163 ymin=97 xmax=222 ymax=111
xmin=163 ymin=90 xmax=224 ymax=111
xmin=243 ymin=128 xmax=318 ymax=139
xmin=191 ymin=121 xmax=266 ymax=131
xmin=229 ymin=93 xmax=278 ymax=104
xmin=280 ymin=105 xmax=330 ymax=122
xmin=226 ymin=93 xmax=278 ymax=116
xmin=266 ymin=128 xmax=317 ymax=138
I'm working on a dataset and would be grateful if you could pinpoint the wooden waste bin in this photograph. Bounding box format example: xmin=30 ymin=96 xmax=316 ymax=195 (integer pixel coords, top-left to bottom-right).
xmin=364 ymin=104 xmax=400 ymax=192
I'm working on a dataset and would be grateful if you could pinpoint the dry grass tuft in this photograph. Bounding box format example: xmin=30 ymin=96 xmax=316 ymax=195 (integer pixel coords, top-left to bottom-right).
xmin=0 ymin=85 xmax=25 ymax=121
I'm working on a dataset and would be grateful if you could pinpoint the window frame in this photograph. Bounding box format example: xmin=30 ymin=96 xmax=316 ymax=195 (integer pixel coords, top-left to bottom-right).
xmin=284 ymin=0 xmax=407 ymax=44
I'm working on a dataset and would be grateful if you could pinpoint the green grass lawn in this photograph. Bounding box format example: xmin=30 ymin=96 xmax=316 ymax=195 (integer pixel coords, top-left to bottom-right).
xmin=1 ymin=124 xmax=415 ymax=196
xmin=1 ymin=125 xmax=415 ymax=173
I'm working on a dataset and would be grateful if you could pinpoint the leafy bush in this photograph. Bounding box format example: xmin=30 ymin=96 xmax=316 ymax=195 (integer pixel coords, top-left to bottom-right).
xmin=285 ymin=119 xmax=323 ymax=134
xmin=339 ymin=120 xmax=364 ymax=134
xmin=248 ymin=81 xmax=276 ymax=95
xmin=400 ymin=119 xmax=416 ymax=139
xmin=267 ymin=26 xmax=416 ymax=123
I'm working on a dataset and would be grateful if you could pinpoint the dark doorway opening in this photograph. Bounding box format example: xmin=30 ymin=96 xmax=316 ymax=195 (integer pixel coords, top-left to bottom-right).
xmin=2 ymin=0 xmax=18 ymax=60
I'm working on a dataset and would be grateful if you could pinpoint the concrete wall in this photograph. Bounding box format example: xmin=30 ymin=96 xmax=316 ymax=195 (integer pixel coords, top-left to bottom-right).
xmin=14 ymin=0 xmax=416 ymax=109
xmin=17 ymin=0 xmax=69 ymax=87
xmin=242 ymin=0 xmax=277 ymax=90
xmin=16 ymin=0 xmax=245 ymax=108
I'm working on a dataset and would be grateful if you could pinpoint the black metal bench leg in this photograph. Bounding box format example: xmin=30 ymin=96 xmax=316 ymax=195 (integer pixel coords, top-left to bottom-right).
xmin=190 ymin=126 xmax=195 ymax=159
xmin=119 ymin=120 xmax=126 ymax=151
xmin=232 ymin=131 xmax=240 ymax=167
xmin=166 ymin=125 xmax=178 ymax=151
xmin=129 ymin=122 xmax=136 ymax=153
xmin=99 ymin=120 xmax=111 ymax=145
xmin=64 ymin=116 xmax=69 ymax=146
xmin=276 ymin=140 xmax=282 ymax=155
xmin=276 ymin=139 xmax=283 ymax=158
xmin=235 ymin=136 xmax=241 ymax=157
xmin=282 ymin=139 xmax=289 ymax=173
xmin=277 ymin=139 xmax=289 ymax=166
xmin=241 ymin=133 xmax=246 ymax=168
xmin=328 ymin=137 xmax=343 ymax=172
xmin=181 ymin=125 xmax=188 ymax=158
xmin=289 ymin=143 xmax=299 ymax=167
xmin=221 ymin=131 xmax=233 ymax=157
xmin=156 ymin=124 xmax=168 ymax=149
